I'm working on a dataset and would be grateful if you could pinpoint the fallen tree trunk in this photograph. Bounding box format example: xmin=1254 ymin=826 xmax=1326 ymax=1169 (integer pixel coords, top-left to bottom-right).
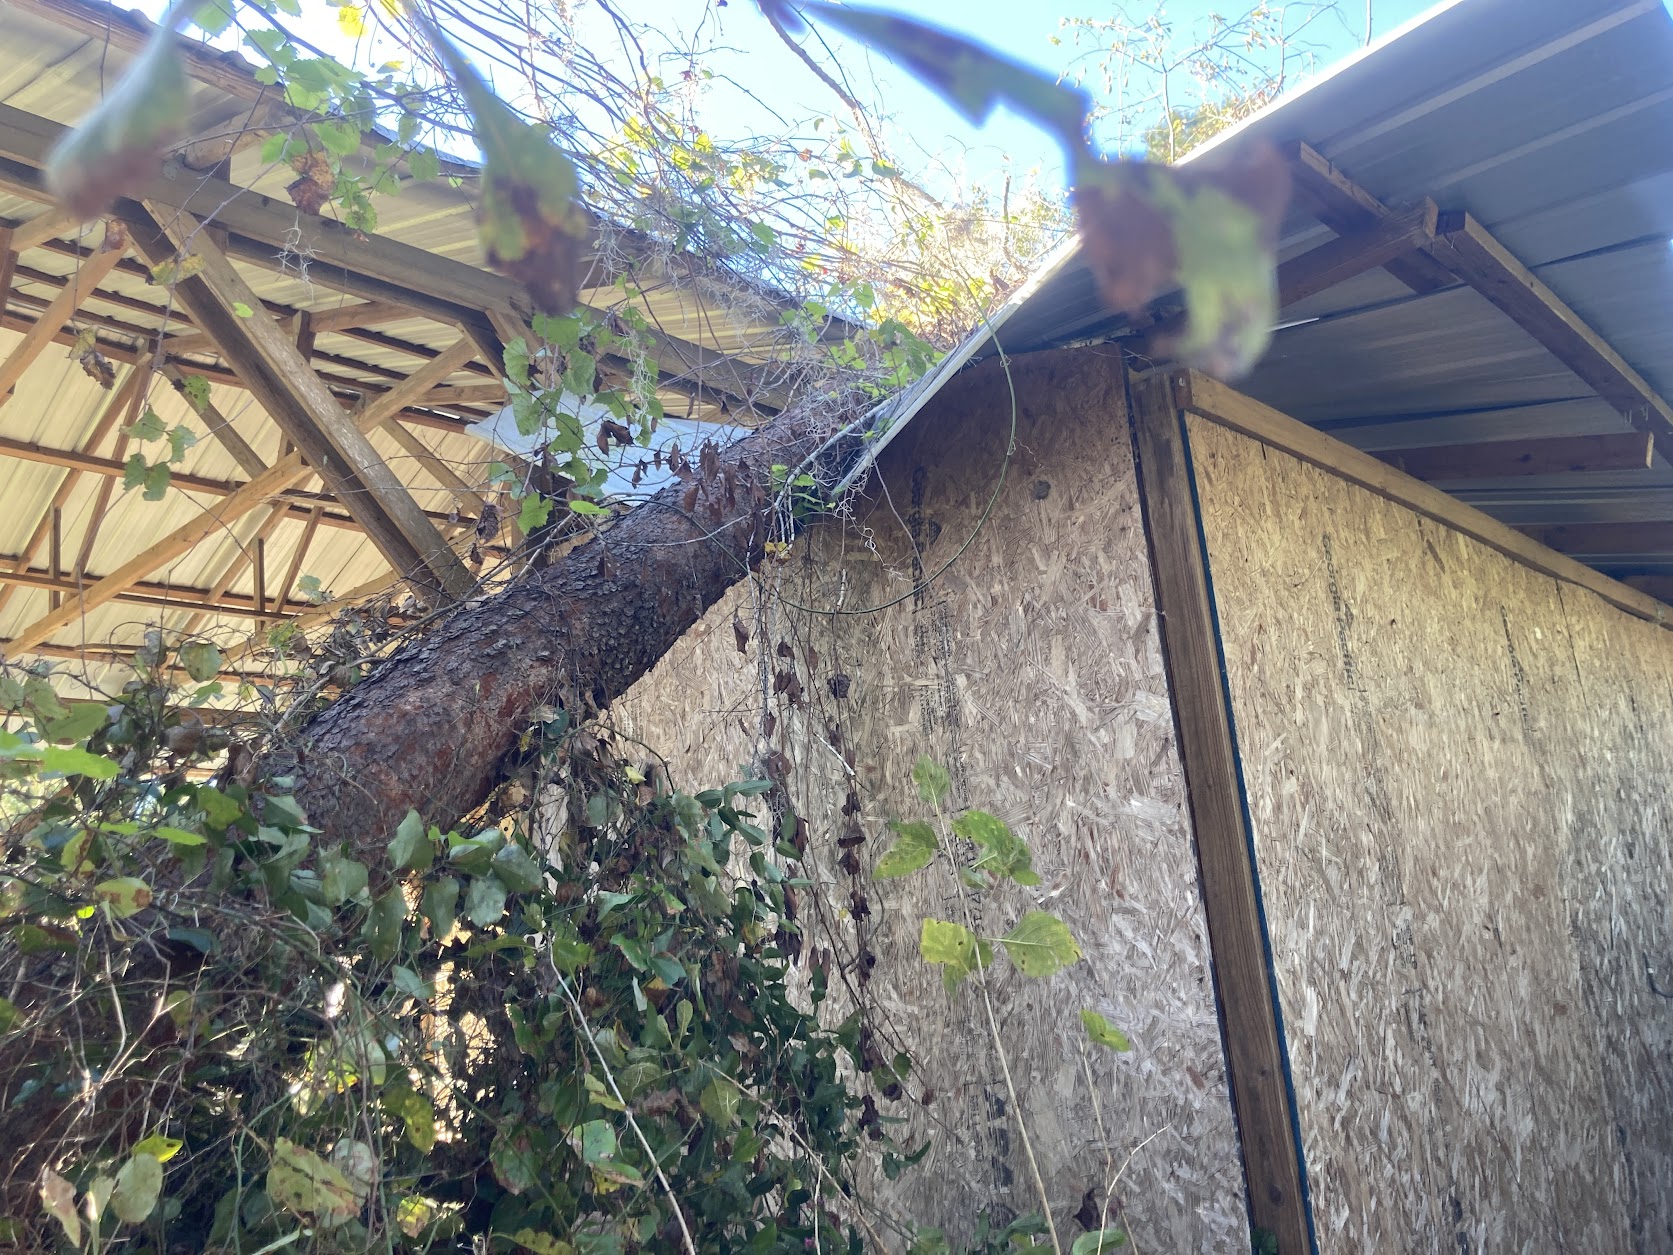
xmin=280 ymin=407 xmax=860 ymax=847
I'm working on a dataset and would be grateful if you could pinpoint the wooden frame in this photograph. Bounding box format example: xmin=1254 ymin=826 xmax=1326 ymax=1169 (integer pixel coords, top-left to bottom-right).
xmin=1127 ymin=367 xmax=1314 ymax=1254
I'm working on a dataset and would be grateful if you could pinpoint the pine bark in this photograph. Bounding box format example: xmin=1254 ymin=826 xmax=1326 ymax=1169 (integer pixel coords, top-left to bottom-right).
xmin=280 ymin=409 xmax=855 ymax=847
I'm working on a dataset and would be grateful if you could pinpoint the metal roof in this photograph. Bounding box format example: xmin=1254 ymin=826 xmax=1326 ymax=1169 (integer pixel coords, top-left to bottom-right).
xmin=890 ymin=0 xmax=1673 ymax=588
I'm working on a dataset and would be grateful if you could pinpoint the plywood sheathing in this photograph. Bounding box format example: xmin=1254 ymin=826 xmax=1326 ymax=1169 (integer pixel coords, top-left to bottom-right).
xmin=1189 ymin=412 xmax=1673 ymax=1251
xmin=614 ymin=349 xmax=1246 ymax=1247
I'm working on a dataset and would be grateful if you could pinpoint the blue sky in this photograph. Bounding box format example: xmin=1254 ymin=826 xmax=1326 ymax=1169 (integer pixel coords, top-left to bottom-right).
xmin=562 ymin=0 xmax=1445 ymax=188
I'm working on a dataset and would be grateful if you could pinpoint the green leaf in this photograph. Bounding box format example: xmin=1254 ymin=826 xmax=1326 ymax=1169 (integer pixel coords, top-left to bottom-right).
xmin=953 ymin=810 xmax=1039 ymax=884
xmin=491 ymin=842 xmax=544 ymax=892
xmin=388 ymin=808 xmax=429 ymax=871
xmin=314 ymin=117 xmax=362 ymax=157
xmin=37 ymin=745 xmax=119 ymax=778
xmin=125 ymin=405 xmax=167 ymax=441
xmin=574 ymin=1119 xmax=616 ymax=1164
xmin=874 ymin=820 xmax=937 ymax=878
xmin=1071 ymin=1229 xmax=1127 ymax=1255
xmin=109 ymin=1152 xmax=163 ymax=1223
xmin=911 ymin=755 xmax=951 ymax=805
xmin=366 ymin=888 xmax=405 ymax=961
xmin=789 ymin=2 xmax=1087 ymax=153
xmin=0 ymin=996 xmax=19 ymax=1034
xmin=268 ymin=1136 xmax=361 ymax=1224
xmin=320 ymin=849 xmax=369 ymax=905
xmin=154 ymin=825 xmax=206 ymax=846
xmin=191 ymin=0 xmax=236 ymax=36
xmin=177 ymin=641 xmax=222 ymax=683
xmin=131 ymin=1134 xmax=184 ymax=1163
xmin=166 ymin=424 xmax=197 ymax=463
xmin=562 ymin=350 xmax=596 ymax=396
xmin=144 ymin=460 xmax=171 ymax=500
xmin=1080 ymin=1009 xmax=1133 ymax=1052
xmin=518 ymin=492 xmax=554 ymax=535
xmin=1000 ymin=911 xmax=1081 ymax=978
xmin=421 ymin=876 xmax=459 ymax=940
xmin=700 ymin=1078 xmax=741 ymax=1125
xmin=95 ymin=876 xmax=153 ymax=918
xmin=392 ymin=964 xmax=433 ymax=1001
xmin=611 ymin=934 xmax=650 ymax=971
xmin=464 ymin=873 xmax=508 ymax=927
xmin=178 ymin=373 xmax=212 ymax=414
xmin=511 ymin=1231 xmax=574 ymax=1255
xmin=384 ymin=1086 xmax=437 ymax=1153
xmin=39 ymin=700 xmax=109 ymax=743
xmin=412 ymin=11 xmax=587 ymax=314
xmin=918 ymin=918 xmax=990 ymax=993
xmin=124 ymin=452 xmax=148 ymax=491
xmin=407 ymin=146 xmax=441 ymax=182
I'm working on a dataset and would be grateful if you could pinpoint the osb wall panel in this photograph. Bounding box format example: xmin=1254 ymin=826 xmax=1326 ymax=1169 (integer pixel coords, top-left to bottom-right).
xmin=613 ymin=351 xmax=1247 ymax=1248
xmin=1189 ymin=414 xmax=1673 ymax=1253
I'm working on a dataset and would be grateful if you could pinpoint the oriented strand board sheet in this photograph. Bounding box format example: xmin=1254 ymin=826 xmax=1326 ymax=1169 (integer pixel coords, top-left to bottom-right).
xmin=1189 ymin=414 xmax=1673 ymax=1252
xmin=614 ymin=350 xmax=1246 ymax=1248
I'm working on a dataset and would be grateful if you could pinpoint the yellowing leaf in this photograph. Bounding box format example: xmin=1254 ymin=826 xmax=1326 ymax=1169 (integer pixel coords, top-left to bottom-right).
xmin=337 ymin=5 xmax=368 ymax=38
xmin=919 ymin=918 xmax=991 ymax=994
xmin=268 ymin=1137 xmax=361 ymax=1224
xmin=1080 ymin=1009 xmax=1133 ymax=1052
xmin=874 ymin=820 xmax=937 ymax=878
xmin=131 ymin=1133 xmax=184 ymax=1163
xmin=95 ymin=876 xmax=153 ymax=918
xmin=1000 ymin=911 xmax=1081 ymax=978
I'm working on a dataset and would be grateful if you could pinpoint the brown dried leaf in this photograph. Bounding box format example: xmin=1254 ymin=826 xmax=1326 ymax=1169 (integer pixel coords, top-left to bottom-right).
xmin=732 ymin=613 xmax=750 ymax=654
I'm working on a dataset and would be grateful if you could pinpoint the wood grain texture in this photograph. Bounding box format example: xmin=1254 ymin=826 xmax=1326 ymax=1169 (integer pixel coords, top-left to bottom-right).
xmin=614 ymin=349 xmax=1246 ymax=1249
xmin=1189 ymin=409 xmax=1673 ymax=1250
xmin=1128 ymin=370 xmax=1312 ymax=1254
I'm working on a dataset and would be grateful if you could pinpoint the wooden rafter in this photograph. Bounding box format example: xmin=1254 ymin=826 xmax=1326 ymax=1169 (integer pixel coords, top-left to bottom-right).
xmin=1427 ymin=211 xmax=1673 ymax=451
xmin=8 ymin=207 xmax=76 ymax=252
xmin=1284 ymin=142 xmax=1455 ymax=293
xmin=0 ymin=362 xmax=146 ymax=619
xmin=1276 ymin=199 xmax=1438 ymax=310
xmin=160 ymin=363 xmax=267 ymax=476
xmin=274 ymin=506 xmax=325 ymax=613
xmin=1376 ymin=431 xmax=1653 ymax=481
xmin=72 ymin=358 xmax=154 ymax=581
xmin=3 ymin=337 xmax=482 ymax=655
xmin=0 ymin=433 xmax=469 ymax=530
xmin=131 ymin=204 xmax=476 ymax=602
xmin=180 ymin=500 xmax=295 ymax=637
xmin=0 ymin=224 xmax=125 ymax=400
xmin=0 ymin=103 xmax=792 ymax=413
xmin=306 ymin=301 xmax=417 ymax=334
xmin=0 ymin=561 xmax=308 ymax=620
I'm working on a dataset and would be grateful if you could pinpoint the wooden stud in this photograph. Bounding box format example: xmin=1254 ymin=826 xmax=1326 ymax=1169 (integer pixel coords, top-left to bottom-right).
xmin=0 ymin=224 xmax=126 ymax=402
xmin=48 ymin=506 xmax=61 ymax=611
xmin=274 ymin=505 xmax=325 ymax=613
xmin=1184 ymin=373 xmax=1671 ymax=626
xmin=130 ymin=205 xmax=476 ymax=602
xmin=3 ymin=337 xmax=481 ymax=655
xmin=1276 ymin=199 xmax=1438 ymax=309
xmin=1283 ymin=142 xmax=1455 ymax=293
xmin=1375 ymin=430 xmax=1654 ymax=480
xmin=0 ymin=226 xmax=16 ymax=309
xmin=1127 ymin=366 xmax=1314 ymax=1255
xmin=72 ymin=358 xmax=153 ymax=581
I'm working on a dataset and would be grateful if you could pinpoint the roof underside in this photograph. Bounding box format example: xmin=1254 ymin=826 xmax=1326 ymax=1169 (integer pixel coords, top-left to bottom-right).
xmin=0 ymin=0 xmax=826 ymax=697
xmin=967 ymin=0 xmax=1673 ymax=592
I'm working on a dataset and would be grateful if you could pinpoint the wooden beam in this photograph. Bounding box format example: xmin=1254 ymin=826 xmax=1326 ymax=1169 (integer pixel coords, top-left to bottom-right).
xmin=306 ymin=301 xmax=416 ymax=334
xmin=131 ymin=205 xmax=476 ymax=602
xmin=9 ymin=207 xmax=75 ymax=252
xmin=379 ymin=420 xmax=489 ymax=516
xmin=0 ymin=560 xmax=308 ymax=619
xmin=0 ymin=363 xmax=146 ymax=619
xmin=1127 ymin=367 xmax=1313 ymax=1254
xmin=0 ymin=104 xmax=791 ymax=412
xmin=1376 ymin=430 xmax=1653 ymax=481
xmin=1183 ymin=372 xmax=1671 ymax=626
xmin=0 ymin=431 xmax=458 ymax=529
xmin=1518 ymin=521 xmax=1673 ymax=557
xmin=160 ymin=362 xmax=268 ymax=477
xmin=1428 ymin=210 xmax=1673 ymax=448
xmin=1283 ymin=142 xmax=1455 ymax=293
xmin=0 ymin=224 xmax=125 ymax=400
xmin=1276 ymin=199 xmax=1438 ymax=309
xmin=2 ymin=336 xmax=483 ymax=655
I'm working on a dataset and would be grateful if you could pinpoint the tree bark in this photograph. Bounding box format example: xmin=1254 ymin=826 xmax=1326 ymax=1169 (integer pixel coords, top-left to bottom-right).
xmin=280 ymin=408 xmax=857 ymax=847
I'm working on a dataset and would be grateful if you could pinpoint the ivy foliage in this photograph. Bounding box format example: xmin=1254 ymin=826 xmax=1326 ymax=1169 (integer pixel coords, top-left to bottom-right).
xmin=0 ymin=650 xmax=909 ymax=1253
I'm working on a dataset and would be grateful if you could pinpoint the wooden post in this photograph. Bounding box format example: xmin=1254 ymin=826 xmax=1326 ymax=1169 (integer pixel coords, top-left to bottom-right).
xmin=1126 ymin=366 xmax=1314 ymax=1254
